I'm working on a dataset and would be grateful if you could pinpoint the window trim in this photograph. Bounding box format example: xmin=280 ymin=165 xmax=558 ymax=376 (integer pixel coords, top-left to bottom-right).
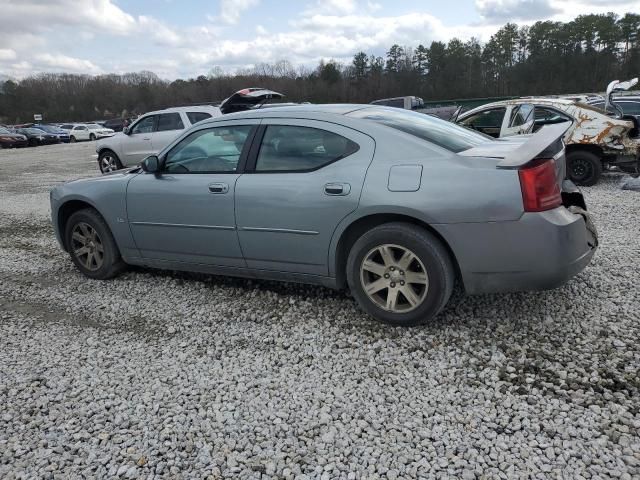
xmin=159 ymin=124 xmax=258 ymax=175
xmin=245 ymin=124 xmax=361 ymax=174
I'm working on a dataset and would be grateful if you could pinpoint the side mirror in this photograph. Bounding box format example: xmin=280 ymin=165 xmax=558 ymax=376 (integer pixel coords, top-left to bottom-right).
xmin=140 ymin=155 xmax=160 ymax=173
xmin=123 ymin=126 xmax=130 ymax=135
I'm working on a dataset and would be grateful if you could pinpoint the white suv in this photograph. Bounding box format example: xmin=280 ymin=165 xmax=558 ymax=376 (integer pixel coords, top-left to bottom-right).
xmin=61 ymin=123 xmax=115 ymax=142
xmin=95 ymin=106 xmax=221 ymax=173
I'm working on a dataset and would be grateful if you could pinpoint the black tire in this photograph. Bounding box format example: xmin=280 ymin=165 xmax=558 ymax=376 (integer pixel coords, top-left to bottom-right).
xmin=346 ymin=222 xmax=455 ymax=327
xmin=64 ymin=208 xmax=125 ymax=280
xmin=70 ymin=136 xmax=76 ymax=143
xmin=566 ymin=150 xmax=602 ymax=186
xmin=98 ymin=150 xmax=123 ymax=173
xmin=28 ymin=138 xmax=37 ymax=147
xmin=89 ymin=133 xmax=96 ymax=141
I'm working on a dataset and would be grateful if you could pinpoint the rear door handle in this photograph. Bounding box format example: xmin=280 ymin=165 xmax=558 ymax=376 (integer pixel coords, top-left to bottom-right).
xmin=324 ymin=183 xmax=351 ymax=196
xmin=208 ymin=183 xmax=229 ymax=194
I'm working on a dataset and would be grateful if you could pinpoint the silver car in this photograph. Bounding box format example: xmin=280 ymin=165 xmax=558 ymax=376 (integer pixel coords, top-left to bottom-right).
xmin=50 ymin=105 xmax=598 ymax=326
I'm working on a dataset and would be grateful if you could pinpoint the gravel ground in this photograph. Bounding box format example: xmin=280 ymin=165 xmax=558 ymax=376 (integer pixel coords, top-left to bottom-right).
xmin=0 ymin=143 xmax=639 ymax=479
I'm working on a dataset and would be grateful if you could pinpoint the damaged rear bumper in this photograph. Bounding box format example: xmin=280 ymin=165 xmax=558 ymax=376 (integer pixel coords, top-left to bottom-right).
xmin=436 ymin=201 xmax=598 ymax=295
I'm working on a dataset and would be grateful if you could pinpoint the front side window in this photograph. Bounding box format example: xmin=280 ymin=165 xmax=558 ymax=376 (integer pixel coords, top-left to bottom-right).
xmin=350 ymin=106 xmax=493 ymax=151
xmin=255 ymin=125 xmax=359 ymax=172
xmin=131 ymin=116 xmax=155 ymax=134
xmin=164 ymin=125 xmax=252 ymax=173
xmin=187 ymin=112 xmax=212 ymax=124
xmin=157 ymin=113 xmax=184 ymax=132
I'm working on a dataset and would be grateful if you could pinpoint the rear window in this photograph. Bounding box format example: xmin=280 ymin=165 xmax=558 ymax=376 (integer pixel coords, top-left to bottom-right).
xmin=349 ymin=106 xmax=492 ymax=153
xmin=187 ymin=112 xmax=212 ymax=124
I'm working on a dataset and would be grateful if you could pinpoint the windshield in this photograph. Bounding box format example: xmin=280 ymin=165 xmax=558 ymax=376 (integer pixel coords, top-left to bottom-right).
xmin=25 ymin=128 xmax=46 ymax=134
xmin=347 ymin=106 xmax=493 ymax=152
xmin=0 ymin=127 xmax=11 ymax=134
xmin=87 ymin=124 xmax=102 ymax=129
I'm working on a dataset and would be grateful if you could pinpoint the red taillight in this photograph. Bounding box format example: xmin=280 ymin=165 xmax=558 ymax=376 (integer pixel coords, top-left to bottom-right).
xmin=518 ymin=159 xmax=562 ymax=212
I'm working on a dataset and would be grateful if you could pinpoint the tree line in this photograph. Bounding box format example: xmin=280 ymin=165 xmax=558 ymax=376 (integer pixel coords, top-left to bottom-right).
xmin=0 ymin=13 xmax=638 ymax=124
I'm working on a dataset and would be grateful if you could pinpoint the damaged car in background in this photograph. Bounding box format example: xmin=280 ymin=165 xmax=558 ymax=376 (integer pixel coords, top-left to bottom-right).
xmin=455 ymin=78 xmax=640 ymax=186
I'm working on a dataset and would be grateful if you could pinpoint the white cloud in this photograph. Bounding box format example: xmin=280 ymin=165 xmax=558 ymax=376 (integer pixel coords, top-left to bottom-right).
xmin=476 ymin=0 xmax=639 ymax=25
xmin=476 ymin=0 xmax=559 ymax=22
xmin=1 ymin=0 xmax=639 ymax=79
xmin=0 ymin=49 xmax=17 ymax=61
xmin=138 ymin=15 xmax=183 ymax=47
xmin=218 ymin=0 xmax=260 ymax=25
xmin=33 ymin=54 xmax=102 ymax=74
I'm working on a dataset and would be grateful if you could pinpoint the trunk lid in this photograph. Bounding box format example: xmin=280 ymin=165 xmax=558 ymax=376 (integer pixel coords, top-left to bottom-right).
xmin=459 ymin=122 xmax=571 ymax=190
xmin=219 ymin=88 xmax=284 ymax=114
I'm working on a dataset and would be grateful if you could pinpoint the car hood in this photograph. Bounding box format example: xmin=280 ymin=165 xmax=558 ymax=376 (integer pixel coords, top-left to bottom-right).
xmin=219 ymin=88 xmax=284 ymax=114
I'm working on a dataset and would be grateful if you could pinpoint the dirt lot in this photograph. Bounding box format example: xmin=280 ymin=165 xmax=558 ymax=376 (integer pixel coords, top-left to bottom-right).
xmin=0 ymin=142 xmax=639 ymax=479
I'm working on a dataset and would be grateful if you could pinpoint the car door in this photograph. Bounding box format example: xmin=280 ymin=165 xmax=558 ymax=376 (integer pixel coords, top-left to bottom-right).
xmin=234 ymin=120 xmax=375 ymax=276
xmin=126 ymin=121 xmax=259 ymax=267
xmin=73 ymin=125 xmax=89 ymax=141
xmin=151 ymin=112 xmax=186 ymax=153
xmin=121 ymin=115 xmax=156 ymax=165
xmin=501 ymin=103 xmax=535 ymax=137
xmin=458 ymin=107 xmax=506 ymax=138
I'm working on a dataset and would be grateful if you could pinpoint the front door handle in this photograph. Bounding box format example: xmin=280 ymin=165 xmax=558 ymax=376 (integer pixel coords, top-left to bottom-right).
xmin=324 ymin=183 xmax=351 ymax=196
xmin=208 ymin=182 xmax=229 ymax=194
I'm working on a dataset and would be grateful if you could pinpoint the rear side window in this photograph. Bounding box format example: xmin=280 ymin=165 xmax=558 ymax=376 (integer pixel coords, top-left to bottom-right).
xmin=255 ymin=125 xmax=359 ymax=172
xmin=187 ymin=112 xmax=212 ymax=125
xmin=157 ymin=113 xmax=184 ymax=132
xmin=350 ymin=107 xmax=492 ymax=152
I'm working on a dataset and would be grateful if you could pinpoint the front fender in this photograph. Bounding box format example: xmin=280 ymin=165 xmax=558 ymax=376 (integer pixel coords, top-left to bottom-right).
xmin=50 ymin=174 xmax=140 ymax=261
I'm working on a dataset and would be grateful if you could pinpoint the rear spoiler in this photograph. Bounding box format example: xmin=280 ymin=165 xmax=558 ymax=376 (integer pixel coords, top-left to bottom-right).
xmin=497 ymin=122 xmax=571 ymax=169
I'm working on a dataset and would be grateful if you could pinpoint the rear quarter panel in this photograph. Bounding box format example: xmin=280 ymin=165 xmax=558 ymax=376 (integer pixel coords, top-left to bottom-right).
xmin=328 ymin=129 xmax=524 ymax=276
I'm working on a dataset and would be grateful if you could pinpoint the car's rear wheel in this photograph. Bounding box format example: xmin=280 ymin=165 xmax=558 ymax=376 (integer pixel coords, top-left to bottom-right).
xmin=346 ymin=223 xmax=455 ymax=326
xmin=566 ymin=151 xmax=602 ymax=186
xmin=98 ymin=150 xmax=122 ymax=173
xmin=89 ymin=133 xmax=96 ymax=141
xmin=64 ymin=208 xmax=125 ymax=280
xmin=70 ymin=136 xmax=76 ymax=143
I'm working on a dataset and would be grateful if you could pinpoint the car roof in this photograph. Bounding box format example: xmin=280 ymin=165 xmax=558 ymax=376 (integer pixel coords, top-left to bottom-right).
xmin=199 ymin=104 xmax=372 ymax=124
xmin=143 ymin=105 xmax=221 ymax=116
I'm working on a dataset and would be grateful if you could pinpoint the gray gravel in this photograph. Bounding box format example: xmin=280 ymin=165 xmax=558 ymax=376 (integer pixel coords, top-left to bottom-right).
xmin=1 ymin=143 xmax=639 ymax=479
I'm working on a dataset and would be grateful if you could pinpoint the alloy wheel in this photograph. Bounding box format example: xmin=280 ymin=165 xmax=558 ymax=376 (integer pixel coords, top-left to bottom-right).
xmin=100 ymin=154 xmax=118 ymax=173
xmin=71 ymin=222 xmax=104 ymax=271
xmin=360 ymin=244 xmax=429 ymax=313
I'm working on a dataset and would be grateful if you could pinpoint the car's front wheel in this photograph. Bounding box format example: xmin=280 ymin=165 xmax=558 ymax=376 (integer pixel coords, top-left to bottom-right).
xmin=347 ymin=223 xmax=455 ymax=326
xmin=89 ymin=133 xmax=96 ymax=141
xmin=69 ymin=136 xmax=76 ymax=143
xmin=64 ymin=208 xmax=125 ymax=280
xmin=98 ymin=150 xmax=122 ymax=173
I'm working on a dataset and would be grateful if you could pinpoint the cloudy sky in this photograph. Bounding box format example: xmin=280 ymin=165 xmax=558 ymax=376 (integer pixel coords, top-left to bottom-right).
xmin=0 ymin=0 xmax=638 ymax=79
